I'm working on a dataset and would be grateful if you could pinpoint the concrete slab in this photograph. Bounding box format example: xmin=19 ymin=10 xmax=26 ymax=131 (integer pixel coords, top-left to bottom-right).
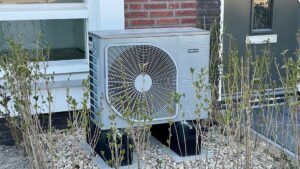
xmin=149 ymin=136 xmax=213 ymax=163
xmin=81 ymin=136 xmax=213 ymax=168
xmin=80 ymin=141 xmax=144 ymax=169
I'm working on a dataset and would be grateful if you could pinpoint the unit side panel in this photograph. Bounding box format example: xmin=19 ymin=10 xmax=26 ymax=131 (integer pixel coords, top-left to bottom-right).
xmin=178 ymin=34 xmax=210 ymax=120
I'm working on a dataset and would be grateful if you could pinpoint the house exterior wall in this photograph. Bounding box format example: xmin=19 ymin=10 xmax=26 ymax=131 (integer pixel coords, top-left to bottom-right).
xmin=0 ymin=0 xmax=125 ymax=145
xmin=223 ymin=0 xmax=299 ymax=89
xmin=124 ymin=0 xmax=220 ymax=30
xmin=0 ymin=112 xmax=72 ymax=145
xmin=197 ymin=0 xmax=220 ymax=29
xmin=0 ymin=0 xmax=221 ymax=145
xmin=0 ymin=119 xmax=13 ymax=145
xmin=298 ymin=5 xmax=300 ymax=29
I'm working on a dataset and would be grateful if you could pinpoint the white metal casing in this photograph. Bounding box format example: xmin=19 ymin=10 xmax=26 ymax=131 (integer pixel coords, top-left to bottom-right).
xmin=88 ymin=27 xmax=210 ymax=129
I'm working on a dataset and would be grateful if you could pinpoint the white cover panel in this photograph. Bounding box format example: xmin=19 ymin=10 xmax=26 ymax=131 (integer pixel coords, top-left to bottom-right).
xmin=88 ymin=28 xmax=210 ymax=129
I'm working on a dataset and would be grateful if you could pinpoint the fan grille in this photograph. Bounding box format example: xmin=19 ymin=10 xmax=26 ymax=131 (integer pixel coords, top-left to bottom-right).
xmin=106 ymin=44 xmax=177 ymax=121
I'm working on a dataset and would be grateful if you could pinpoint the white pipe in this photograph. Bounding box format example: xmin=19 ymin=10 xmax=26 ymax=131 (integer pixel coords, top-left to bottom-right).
xmin=218 ymin=0 xmax=224 ymax=101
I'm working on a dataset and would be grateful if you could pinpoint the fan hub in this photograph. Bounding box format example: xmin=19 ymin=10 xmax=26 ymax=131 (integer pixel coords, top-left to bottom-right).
xmin=134 ymin=74 xmax=152 ymax=92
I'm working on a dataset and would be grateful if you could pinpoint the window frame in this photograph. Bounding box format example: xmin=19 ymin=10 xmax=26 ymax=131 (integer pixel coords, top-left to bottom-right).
xmin=0 ymin=1 xmax=90 ymax=74
xmin=0 ymin=0 xmax=125 ymax=113
xmin=250 ymin=0 xmax=274 ymax=34
xmin=0 ymin=0 xmax=125 ymax=75
xmin=0 ymin=3 xmax=88 ymax=21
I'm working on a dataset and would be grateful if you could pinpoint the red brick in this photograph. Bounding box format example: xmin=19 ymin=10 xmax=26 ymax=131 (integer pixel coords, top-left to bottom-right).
xmin=129 ymin=4 xmax=142 ymax=10
xmin=150 ymin=11 xmax=173 ymax=17
xmin=181 ymin=2 xmax=197 ymax=9
xmin=157 ymin=18 xmax=180 ymax=25
xmin=125 ymin=0 xmax=147 ymax=2
xmin=144 ymin=3 xmax=167 ymax=9
xmin=181 ymin=18 xmax=197 ymax=24
xmin=126 ymin=11 xmax=148 ymax=18
xmin=168 ymin=3 xmax=179 ymax=9
xmin=125 ymin=4 xmax=128 ymax=10
xmin=175 ymin=10 xmax=197 ymax=17
xmin=125 ymin=20 xmax=130 ymax=28
xmin=130 ymin=19 xmax=155 ymax=26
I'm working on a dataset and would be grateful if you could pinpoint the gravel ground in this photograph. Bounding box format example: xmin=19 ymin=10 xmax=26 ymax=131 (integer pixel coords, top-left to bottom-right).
xmin=0 ymin=126 xmax=295 ymax=169
xmin=140 ymin=126 xmax=292 ymax=169
xmin=48 ymin=130 xmax=98 ymax=169
xmin=0 ymin=145 xmax=29 ymax=169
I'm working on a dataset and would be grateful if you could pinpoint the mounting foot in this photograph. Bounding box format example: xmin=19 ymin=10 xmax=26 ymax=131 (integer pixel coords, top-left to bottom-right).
xmin=87 ymin=121 xmax=133 ymax=167
xmin=151 ymin=121 xmax=201 ymax=157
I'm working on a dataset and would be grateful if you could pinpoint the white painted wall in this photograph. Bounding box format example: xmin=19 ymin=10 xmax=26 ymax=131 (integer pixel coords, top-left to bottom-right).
xmin=98 ymin=0 xmax=125 ymax=30
xmin=88 ymin=0 xmax=125 ymax=31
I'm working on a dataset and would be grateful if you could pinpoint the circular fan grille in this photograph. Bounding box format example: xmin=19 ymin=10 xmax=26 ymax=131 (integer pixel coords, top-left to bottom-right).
xmin=106 ymin=44 xmax=177 ymax=121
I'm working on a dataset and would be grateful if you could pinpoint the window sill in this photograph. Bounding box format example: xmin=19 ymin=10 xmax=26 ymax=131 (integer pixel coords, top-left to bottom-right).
xmin=46 ymin=59 xmax=89 ymax=75
xmin=0 ymin=3 xmax=88 ymax=20
xmin=0 ymin=59 xmax=89 ymax=81
xmin=246 ymin=34 xmax=277 ymax=44
xmin=251 ymin=29 xmax=273 ymax=35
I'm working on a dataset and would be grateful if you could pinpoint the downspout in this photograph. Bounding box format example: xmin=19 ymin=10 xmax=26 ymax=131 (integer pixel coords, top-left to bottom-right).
xmin=218 ymin=0 xmax=224 ymax=101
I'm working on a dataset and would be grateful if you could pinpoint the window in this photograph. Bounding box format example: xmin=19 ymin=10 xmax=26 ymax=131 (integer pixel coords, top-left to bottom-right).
xmin=0 ymin=19 xmax=85 ymax=61
xmin=251 ymin=0 xmax=274 ymax=34
xmin=0 ymin=0 xmax=90 ymax=70
xmin=0 ymin=0 xmax=124 ymax=112
xmin=0 ymin=0 xmax=124 ymax=73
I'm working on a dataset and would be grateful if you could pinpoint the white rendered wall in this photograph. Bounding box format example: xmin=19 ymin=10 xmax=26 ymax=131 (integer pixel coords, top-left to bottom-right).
xmin=88 ymin=0 xmax=125 ymax=31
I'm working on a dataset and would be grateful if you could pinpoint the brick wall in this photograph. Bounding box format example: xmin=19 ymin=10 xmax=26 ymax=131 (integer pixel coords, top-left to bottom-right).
xmin=0 ymin=112 xmax=72 ymax=145
xmin=125 ymin=0 xmax=198 ymax=28
xmin=197 ymin=0 xmax=220 ymax=29
xmin=0 ymin=119 xmax=14 ymax=145
xmin=125 ymin=0 xmax=221 ymax=30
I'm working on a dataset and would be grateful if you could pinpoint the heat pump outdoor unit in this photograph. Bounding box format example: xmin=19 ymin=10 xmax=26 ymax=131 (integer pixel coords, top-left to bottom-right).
xmin=88 ymin=27 xmax=210 ymax=130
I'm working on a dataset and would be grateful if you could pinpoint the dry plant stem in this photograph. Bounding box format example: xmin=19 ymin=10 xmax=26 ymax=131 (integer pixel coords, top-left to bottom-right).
xmin=66 ymin=78 xmax=99 ymax=168
xmin=0 ymin=38 xmax=50 ymax=169
xmin=1 ymin=28 xmax=296 ymax=169
xmin=219 ymin=34 xmax=286 ymax=168
xmin=117 ymin=66 xmax=155 ymax=169
xmin=275 ymin=48 xmax=300 ymax=167
xmin=40 ymin=47 xmax=55 ymax=169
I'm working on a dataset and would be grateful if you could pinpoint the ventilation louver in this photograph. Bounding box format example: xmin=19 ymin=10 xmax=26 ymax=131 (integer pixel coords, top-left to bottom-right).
xmin=106 ymin=44 xmax=177 ymax=121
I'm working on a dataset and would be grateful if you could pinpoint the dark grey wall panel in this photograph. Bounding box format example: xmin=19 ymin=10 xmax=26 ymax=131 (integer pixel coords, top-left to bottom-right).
xmin=223 ymin=0 xmax=250 ymax=55
xmin=224 ymin=0 xmax=299 ymax=88
xmin=298 ymin=5 xmax=300 ymax=30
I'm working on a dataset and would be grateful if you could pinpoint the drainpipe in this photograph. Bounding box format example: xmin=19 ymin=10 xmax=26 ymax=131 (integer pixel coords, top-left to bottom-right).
xmin=218 ymin=0 xmax=224 ymax=101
